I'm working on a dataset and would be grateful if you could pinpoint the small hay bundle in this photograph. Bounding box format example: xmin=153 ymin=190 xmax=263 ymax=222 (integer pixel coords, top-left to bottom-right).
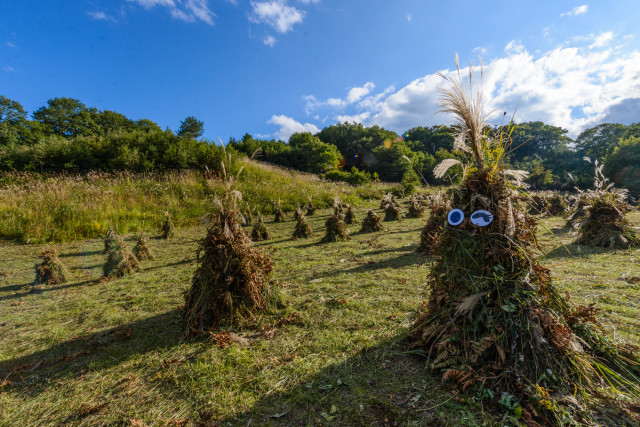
xmin=103 ymin=227 xmax=124 ymax=254
xmin=293 ymin=205 xmax=302 ymax=222
xmin=574 ymin=192 xmax=640 ymax=249
xmin=132 ymin=233 xmax=153 ymax=261
xmin=161 ymin=211 xmax=175 ymax=239
xmin=251 ymin=214 xmax=271 ymax=241
xmin=344 ymin=204 xmax=357 ymax=224
xmin=305 ymin=196 xmax=317 ymax=216
xmin=545 ymin=191 xmax=567 ymax=216
xmin=418 ymin=202 xmax=449 ymax=254
xmin=406 ymin=196 xmax=426 ymax=218
xmin=183 ymin=182 xmax=274 ymax=334
xmin=333 ymin=196 xmax=345 ymax=216
xmin=292 ymin=212 xmax=313 ymax=239
xmin=360 ymin=209 xmax=382 ymax=232
xmin=380 ymin=192 xmax=395 ymax=209
xmin=273 ymin=200 xmax=286 ymax=223
xmin=383 ymin=203 xmax=401 ymax=221
xmin=103 ymin=246 xmax=140 ymax=279
xmin=34 ymin=248 xmax=71 ymax=285
xmin=321 ymin=214 xmax=350 ymax=243
xmin=566 ymin=193 xmax=589 ymax=229
xmin=243 ymin=206 xmax=254 ymax=226
xmin=528 ymin=193 xmax=547 ymax=215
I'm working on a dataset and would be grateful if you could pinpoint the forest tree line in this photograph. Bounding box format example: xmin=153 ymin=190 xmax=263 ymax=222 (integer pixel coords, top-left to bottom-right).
xmin=1 ymin=95 xmax=639 ymax=196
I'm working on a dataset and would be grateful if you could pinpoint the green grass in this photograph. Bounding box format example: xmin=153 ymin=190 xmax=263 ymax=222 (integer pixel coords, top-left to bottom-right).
xmin=0 ymin=160 xmax=396 ymax=244
xmin=0 ymin=202 xmax=639 ymax=426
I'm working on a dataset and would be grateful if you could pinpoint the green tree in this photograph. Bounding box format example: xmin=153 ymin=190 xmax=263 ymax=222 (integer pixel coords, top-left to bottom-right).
xmin=135 ymin=119 xmax=162 ymax=133
xmin=177 ymin=116 xmax=204 ymax=139
xmin=603 ymin=136 xmax=640 ymax=198
xmin=575 ymin=123 xmax=627 ymax=160
xmin=93 ymin=110 xmax=137 ymax=134
xmin=287 ymin=132 xmax=342 ymax=173
xmin=404 ymin=125 xmax=455 ymax=154
xmin=0 ymin=95 xmax=29 ymax=145
xmin=33 ymin=97 xmax=100 ymax=137
xmin=508 ymin=121 xmax=572 ymax=162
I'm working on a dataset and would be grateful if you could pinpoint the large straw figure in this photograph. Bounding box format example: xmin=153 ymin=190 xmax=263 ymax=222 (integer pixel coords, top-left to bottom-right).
xmin=409 ymin=57 xmax=640 ymax=425
xmin=183 ymin=158 xmax=274 ymax=335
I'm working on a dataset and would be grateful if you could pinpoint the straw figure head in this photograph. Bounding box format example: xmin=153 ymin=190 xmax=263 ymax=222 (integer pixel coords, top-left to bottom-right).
xmin=409 ymin=56 xmax=640 ymax=425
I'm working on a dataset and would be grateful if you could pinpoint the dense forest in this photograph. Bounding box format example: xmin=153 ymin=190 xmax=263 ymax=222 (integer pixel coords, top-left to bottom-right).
xmin=1 ymin=95 xmax=639 ymax=196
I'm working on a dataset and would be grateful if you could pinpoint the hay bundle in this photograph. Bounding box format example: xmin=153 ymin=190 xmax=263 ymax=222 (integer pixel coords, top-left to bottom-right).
xmin=333 ymin=196 xmax=345 ymax=215
xmin=545 ymin=191 xmax=567 ymax=216
xmin=321 ymin=214 xmax=350 ymax=243
xmin=418 ymin=200 xmax=450 ymax=255
xmin=103 ymin=227 xmax=124 ymax=254
xmin=132 ymin=233 xmax=153 ymax=261
xmin=528 ymin=193 xmax=547 ymax=215
xmin=251 ymin=214 xmax=271 ymax=241
xmin=344 ymin=204 xmax=357 ymax=224
xmin=34 ymin=249 xmax=71 ymax=285
xmin=243 ymin=205 xmax=254 ymax=226
xmin=566 ymin=193 xmax=589 ymax=229
xmin=574 ymin=193 xmax=640 ymax=249
xmin=273 ymin=199 xmax=286 ymax=222
xmin=383 ymin=203 xmax=401 ymax=221
xmin=293 ymin=205 xmax=302 ymax=222
xmin=103 ymin=246 xmax=140 ymax=279
xmin=380 ymin=192 xmax=395 ymax=209
xmin=360 ymin=210 xmax=382 ymax=232
xmin=409 ymin=62 xmax=640 ymax=425
xmin=184 ymin=163 xmax=274 ymax=334
xmin=161 ymin=211 xmax=175 ymax=239
xmin=292 ymin=211 xmax=313 ymax=239
xmin=305 ymin=196 xmax=317 ymax=216
xmin=406 ymin=196 xmax=426 ymax=218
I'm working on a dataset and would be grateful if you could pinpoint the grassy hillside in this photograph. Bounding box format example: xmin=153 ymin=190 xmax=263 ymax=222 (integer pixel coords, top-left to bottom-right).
xmin=0 ymin=159 xmax=394 ymax=244
xmin=1 ymin=198 xmax=639 ymax=425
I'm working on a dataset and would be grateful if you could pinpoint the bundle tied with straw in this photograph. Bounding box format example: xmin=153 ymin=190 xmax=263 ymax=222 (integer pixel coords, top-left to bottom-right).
xmin=184 ymin=156 xmax=275 ymax=335
xmin=408 ymin=56 xmax=640 ymax=426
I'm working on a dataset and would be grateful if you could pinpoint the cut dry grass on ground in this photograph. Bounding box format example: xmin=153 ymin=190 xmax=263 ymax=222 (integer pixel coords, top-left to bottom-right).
xmin=0 ymin=202 xmax=639 ymax=425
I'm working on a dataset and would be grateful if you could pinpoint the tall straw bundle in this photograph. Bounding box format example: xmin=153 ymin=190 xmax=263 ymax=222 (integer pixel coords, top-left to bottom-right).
xmin=292 ymin=210 xmax=313 ymax=239
xmin=406 ymin=196 xmax=426 ymax=218
xmin=383 ymin=203 xmax=401 ymax=221
xmin=103 ymin=227 xmax=124 ymax=254
xmin=161 ymin=211 xmax=175 ymax=239
xmin=132 ymin=233 xmax=153 ymax=261
xmin=273 ymin=199 xmax=286 ymax=222
xmin=344 ymin=204 xmax=357 ymax=224
xmin=103 ymin=246 xmax=140 ymax=279
xmin=251 ymin=214 xmax=271 ymax=241
xmin=184 ymin=157 xmax=275 ymax=334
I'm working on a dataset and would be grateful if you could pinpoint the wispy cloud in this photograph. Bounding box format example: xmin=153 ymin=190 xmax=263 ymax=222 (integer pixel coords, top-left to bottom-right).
xmin=250 ymin=1 xmax=305 ymax=33
xmin=3 ymin=66 xmax=16 ymax=73
xmin=472 ymin=46 xmax=487 ymax=55
xmin=267 ymin=114 xmax=319 ymax=141
xmin=297 ymin=0 xmax=320 ymax=3
xmin=297 ymin=33 xmax=640 ymax=137
xmin=5 ymin=41 xmax=16 ymax=48
xmin=128 ymin=0 xmax=215 ymax=25
xmin=263 ymin=35 xmax=277 ymax=47
xmin=561 ymin=5 xmax=588 ymax=17
xmin=88 ymin=11 xmax=117 ymax=22
xmin=406 ymin=13 xmax=412 ymax=22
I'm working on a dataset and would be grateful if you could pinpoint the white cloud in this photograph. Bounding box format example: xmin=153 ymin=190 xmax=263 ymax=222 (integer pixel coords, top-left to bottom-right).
xmin=127 ymin=0 xmax=215 ymax=25
xmin=250 ymin=1 xmax=304 ymax=33
xmin=263 ymin=35 xmax=277 ymax=47
xmin=472 ymin=46 xmax=487 ymax=55
xmin=299 ymin=34 xmax=640 ymax=137
xmin=406 ymin=13 xmax=412 ymax=22
xmin=5 ymin=41 xmax=16 ymax=48
xmin=3 ymin=66 xmax=16 ymax=73
xmin=88 ymin=11 xmax=117 ymax=22
xmin=561 ymin=5 xmax=588 ymax=17
xmin=297 ymin=0 xmax=320 ymax=3
xmin=590 ymin=31 xmax=613 ymax=48
xmin=346 ymin=82 xmax=375 ymax=103
xmin=305 ymin=82 xmax=375 ymax=113
xmin=268 ymin=115 xmax=320 ymax=141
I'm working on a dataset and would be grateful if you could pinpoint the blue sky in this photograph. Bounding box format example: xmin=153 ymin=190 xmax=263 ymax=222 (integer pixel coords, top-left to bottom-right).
xmin=1 ymin=1 xmax=640 ymax=141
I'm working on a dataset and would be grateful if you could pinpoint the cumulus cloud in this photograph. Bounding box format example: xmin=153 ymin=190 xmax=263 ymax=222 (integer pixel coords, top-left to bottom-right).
xmin=268 ymin=115 xmax=320 ymax=141
xmin=305 ymin=82 xmax=375 ymax=113
xmin=590 ymin=31 xmax=614 ymax=48
xmin=263 ymin=35 xmax=277 ymax=47
xmin=250 ymin=1 xmax=305 ymax=33
xmin=127 ymin=0 xmax=215 ymax=25
xmin=561 ymin=5 xmax=588 ymax=16
xmin=299 ymin=34 xmax=640 ymax=137
xmin=88 ymin=11 xmax=117 ymax=22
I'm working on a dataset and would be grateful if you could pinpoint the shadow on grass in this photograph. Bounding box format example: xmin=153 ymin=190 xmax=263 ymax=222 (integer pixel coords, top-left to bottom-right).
xmin=541 ymin=243 xmax=613 ymax=260
xmin=0 ymin=279 xmax=98 ymax=302
xmin=59 ymin=250 xmax=103 ymax=258
xmin=0 ymin=309 xmax=183 ymax=396
xmin=214 ymin=334 xmax=469 ymax=426
xmin=317 ymin=252 xmax=425 ymax=278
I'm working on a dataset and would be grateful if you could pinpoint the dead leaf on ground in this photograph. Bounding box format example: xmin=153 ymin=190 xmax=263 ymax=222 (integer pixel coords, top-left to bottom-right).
xmin=11 ymin=301 xmax=25 ymax=307
xmin=78 ymin=403 xmax=108 ymax=416
xmin=209 ymin=330 xmax=249 ymax=348
xmin=167 ymin=419 xmax=189 ymax=426
xmin=129 ymin=420 xmax=145 ymax=427
xmin=278 ymin=311 xmax=303 ymax=326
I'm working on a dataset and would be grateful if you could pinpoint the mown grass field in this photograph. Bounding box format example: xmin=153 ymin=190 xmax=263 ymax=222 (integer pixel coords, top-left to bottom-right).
xmin=1 ymin=198 xmax=639 ymax=426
